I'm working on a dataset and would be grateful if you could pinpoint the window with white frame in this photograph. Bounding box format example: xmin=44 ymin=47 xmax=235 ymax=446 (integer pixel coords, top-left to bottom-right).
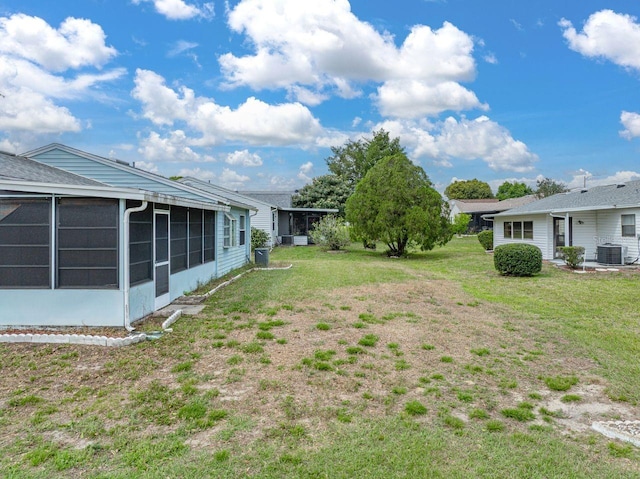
xmin=622 ymin=214 xmax=636 ymax=237
xmin=503 ymin=220 xmax=533 ymax=240
xmin=224 ymin=213 xmax=237 ymax=248
xmin=239 ymin=215 xmax=246 ymax=246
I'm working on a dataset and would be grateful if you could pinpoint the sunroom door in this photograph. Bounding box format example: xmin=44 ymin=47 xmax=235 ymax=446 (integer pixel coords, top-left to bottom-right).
xmin=154 ymin=211 xmax=170 ymax=309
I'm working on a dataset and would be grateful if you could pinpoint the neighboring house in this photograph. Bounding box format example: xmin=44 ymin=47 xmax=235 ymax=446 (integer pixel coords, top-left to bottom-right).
xmin=178 ymin=177 xmax=277 ymax=247
xmin=490 ymin=181 xmax=640 ymax=264
xmin=241 ymin=191 xmax=338 ymax=245
xmin=1 ymin=145 xmax=253 ymax=329
xmin=449 ymin=196 xmax=537 ymax=232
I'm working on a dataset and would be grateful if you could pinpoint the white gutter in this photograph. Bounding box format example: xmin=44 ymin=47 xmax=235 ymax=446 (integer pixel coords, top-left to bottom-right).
xmin=123 ymin=201 xmax=149 ymax=331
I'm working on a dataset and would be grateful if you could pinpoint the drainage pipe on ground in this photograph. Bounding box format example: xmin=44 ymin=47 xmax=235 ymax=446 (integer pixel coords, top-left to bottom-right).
xmin=123 ymin=201 xmax=149 ymax=331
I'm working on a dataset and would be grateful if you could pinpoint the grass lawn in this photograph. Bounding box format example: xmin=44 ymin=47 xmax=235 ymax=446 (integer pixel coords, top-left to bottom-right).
xmin=0 ymin=237 xmax=639 ymax=478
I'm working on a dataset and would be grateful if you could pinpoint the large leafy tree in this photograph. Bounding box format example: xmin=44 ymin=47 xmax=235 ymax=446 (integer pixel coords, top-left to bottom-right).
xmin=327 ymin=129 xmax=405 ymax=188
xmin=345 ymin=153 xmax=452 ymax=257
xmin=444 ymin=179 xmax=494 ymax=200
xmin=292 ymin=174 xmax=351 ymax=216
xmin=496 ymin=181 xmax=534 ymax=200
xmin=535 ymin=177 xmax=568 ymax=198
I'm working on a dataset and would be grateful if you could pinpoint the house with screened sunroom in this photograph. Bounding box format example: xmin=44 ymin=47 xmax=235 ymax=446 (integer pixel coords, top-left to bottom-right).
xmin=0 ymin=145 xmax=255 ymax=329
xmin=489 ymin=180 xmax=640 ymax=265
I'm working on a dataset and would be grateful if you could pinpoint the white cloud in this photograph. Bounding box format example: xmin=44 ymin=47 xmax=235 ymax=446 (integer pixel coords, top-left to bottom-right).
xmin=352 ymin=116 xmax=362 ymax=127
xmin=133 ymin=0 xmax=214 ymax=20
xmin=376 ymin=80 xmax=487 ymax=118
xmin=132 ymin=69 xmax=326 ymax=146
xmin=376 ymin=116 xmax=538 ymax=172
xmin=566 ymin=169 xmax=640 ymax=189
xmin=178 ymin=167 xmax=216 ymax=180
xmin=0 ymin=14 xmax=117 ymax=71
xmin=620 ymin=111 xmax=640 ymax=139
xmin=219 ymin=167 xmax=250 ymax=188
xmin=167 ymin=40 xmax=199 ymax=57
xmin=138 ymin=130 xmax=209 ymax=162
xmin=0 ymin=14 xmax=123 ymax=135
xmin=297 ymin=161 xmax=314 ymax=183
xmin=220 ymin=1 xmax=481 ymax=116
xmin=560 ymin=10 xmax=640 ymax=71
xmin=226 ymin=149 xmax=262 ymax=167
xmin=134 ymin=161 xmax=159 ymax=173
xmin=483 ymin=53 xmax=498 ymax=64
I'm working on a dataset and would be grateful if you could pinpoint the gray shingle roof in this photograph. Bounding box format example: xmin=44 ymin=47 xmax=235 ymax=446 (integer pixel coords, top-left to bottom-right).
xmin=241 ymin=191 xmax=296 ymax=209
xmin=452 ymin=196 xmax=536 ymax=214
xmin=0 ymin=151 xmax=105 ymax=187
xmin=494 ymin=181 xmax=640 ymax=216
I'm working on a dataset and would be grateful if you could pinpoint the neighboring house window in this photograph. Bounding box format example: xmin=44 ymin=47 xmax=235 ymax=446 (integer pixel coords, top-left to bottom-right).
xmin=0 ymin=198 xmax=50 ymax=288
xmin=503 ymin=221 xmax=533 ymax=240
xmin=224 ymin=213 xmax=237 ymax=248
xmin=128 ymin=201 xmax=153 ymax=286
xmin=189 ymin=209 xmax=203 ymax=267
xmin=170 ymin=206 xmax=188 ymax=273
xmin=622 ymin=214 xmax=636 ymax=237
xmin=57 ymin=198 xmax=118 ymax=288
xmin=239 ymin=215 xmax=246 ymax=246
xmin=203 ymin=210 xmax=215 ymax=262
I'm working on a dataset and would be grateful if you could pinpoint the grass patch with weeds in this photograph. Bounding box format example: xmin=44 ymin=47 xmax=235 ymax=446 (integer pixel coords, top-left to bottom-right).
xmin=543 ymin=375 xmax=579 ymax=392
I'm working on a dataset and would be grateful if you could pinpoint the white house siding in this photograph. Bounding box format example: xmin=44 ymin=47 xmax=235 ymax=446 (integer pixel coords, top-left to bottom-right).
xmin=250 ymin=207 xmax=276 ymax=247
xmin=569 ymin=211 xmax=598 ymax=261
xmin=595 ymin=208 xmax=640 ymax=261
xmin=494 ymin=214 xmax=551 ymax=258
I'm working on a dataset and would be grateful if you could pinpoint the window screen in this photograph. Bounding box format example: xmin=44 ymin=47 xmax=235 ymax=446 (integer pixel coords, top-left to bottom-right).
xmin=513 ymin=221 xmax=522 ymax=239
xmin=170 ymin=206 xmax=188 ymax=273
xmin=57 ymin=198 xmax=118 ymax=288
xmin=128 ymin=201 xmax=153 ymax=286
xmin=523 ymin=221 xmax=534 ymax=240
xmin=622 ymin=214 xmax=636 ymax=237
xmin=503 ymin=222 xmax=512 ymax=239
xmin=0 ymin=198 xmax=51 ymax=288
xmin=189 ymin=209 xmax=203 ymax=267
xmin=239 ymin=215 xmax=246 ymax=246
xmin=204 ymin=210 xmax=215 ymax=262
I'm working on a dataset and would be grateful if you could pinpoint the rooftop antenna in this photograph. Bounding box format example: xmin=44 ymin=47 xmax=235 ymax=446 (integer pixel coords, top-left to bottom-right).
xmin=583 ymin=175 xmax=587 ymax=188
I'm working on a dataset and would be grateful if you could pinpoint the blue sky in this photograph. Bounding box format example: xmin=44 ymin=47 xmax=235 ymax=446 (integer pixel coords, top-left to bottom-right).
xmin=1 ymin=0 xmax=640 ymax=193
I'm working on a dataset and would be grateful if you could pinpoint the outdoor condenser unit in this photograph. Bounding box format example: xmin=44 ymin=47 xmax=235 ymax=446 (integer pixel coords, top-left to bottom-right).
xmin=596 ymin=244 xmax=627 ymax=265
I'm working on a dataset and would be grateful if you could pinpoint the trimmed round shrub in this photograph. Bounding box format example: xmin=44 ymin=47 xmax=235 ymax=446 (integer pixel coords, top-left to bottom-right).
xmin=477 ymin=230 xmax=493 ymax=251
xmin=494 ymin=243 xmax=542 ymax=276
xmin=558 ymin=246 xmax=585 ymax=269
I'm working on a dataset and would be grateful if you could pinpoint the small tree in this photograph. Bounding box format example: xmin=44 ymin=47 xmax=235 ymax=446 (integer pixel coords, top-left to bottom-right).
xmin=452 ymin=213 xmax=471 ymax=236
xmin=536 ymin=177 xmax=568 ymax=198
xmin=292 ymin=174 xmax=351 ymax=216
xmin=559 ymin=246 xmax=585 ymax=269
xmin=251 ymin=227 xmax=270 ymax=250
xmin=496 ymin=181 xmax=534 ymax=200
xmin=346 ymin=153 xmax=452 ymax=257
xmin=444 ymin=179 xmax=494 ymax=200
xmin=309 ymin=215 xmax=350 ymax=251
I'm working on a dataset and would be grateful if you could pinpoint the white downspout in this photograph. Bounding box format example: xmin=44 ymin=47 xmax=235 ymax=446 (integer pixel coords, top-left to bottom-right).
xmin=124 ymin=201 xmax=149 ymax=331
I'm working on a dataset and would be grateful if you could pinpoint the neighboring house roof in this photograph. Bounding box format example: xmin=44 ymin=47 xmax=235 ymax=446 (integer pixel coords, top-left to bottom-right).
xmin=493 ymin=181 xmax=640 ymax=217
xmin=241 ymin=191 xmax=296 ymax=209
xmin=177 ymin=177 xmax=259 ymax=211
xmin=452 ymin=196 xmax=536 ymax=214
xmin=0 ymin=151 xmax=105 ymax=187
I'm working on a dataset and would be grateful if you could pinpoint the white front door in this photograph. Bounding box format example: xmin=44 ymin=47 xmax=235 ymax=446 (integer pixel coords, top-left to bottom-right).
xmin=154 ymin=211 xmax=170 ymax=309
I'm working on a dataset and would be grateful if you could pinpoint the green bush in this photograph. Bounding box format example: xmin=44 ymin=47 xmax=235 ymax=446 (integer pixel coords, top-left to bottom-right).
xmin=309 ymin=215 xmax=350 ymax=251
xmin=477 ymin=230 xmax=493 ymax=251
xmin=558 ymin=246 xmax=585 ymax=269
xmin=494 ymin=243 xmax=542 ymax=276
xmin=251 ymin=227 xmax=270 ymax=250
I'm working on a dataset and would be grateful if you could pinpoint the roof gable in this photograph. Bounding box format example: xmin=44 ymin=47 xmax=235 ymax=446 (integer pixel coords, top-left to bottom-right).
xmin=23 ymin=143 xmax=233 ymax=207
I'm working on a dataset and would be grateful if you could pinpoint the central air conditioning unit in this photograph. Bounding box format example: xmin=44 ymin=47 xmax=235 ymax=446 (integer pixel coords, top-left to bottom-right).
xmin=596 ymin=244 xmax=627 ymax=265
